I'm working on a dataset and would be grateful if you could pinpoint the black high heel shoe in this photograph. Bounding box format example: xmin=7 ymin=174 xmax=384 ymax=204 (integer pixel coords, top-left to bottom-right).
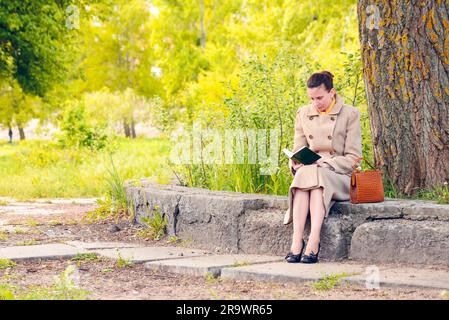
xmin=301 ymin=243 xmax=321 ymax=264
xmin=285 ymin=239 xmax=305 ymax=263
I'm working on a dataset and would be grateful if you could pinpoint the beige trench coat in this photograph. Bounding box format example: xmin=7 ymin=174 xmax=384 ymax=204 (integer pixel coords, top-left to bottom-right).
xmin=287 ymin=94 xmax=362 ymax=219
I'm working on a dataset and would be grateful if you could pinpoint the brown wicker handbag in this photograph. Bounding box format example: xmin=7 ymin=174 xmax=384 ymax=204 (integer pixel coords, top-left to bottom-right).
xmin=350 ymin=156 xmax=384 ymax=204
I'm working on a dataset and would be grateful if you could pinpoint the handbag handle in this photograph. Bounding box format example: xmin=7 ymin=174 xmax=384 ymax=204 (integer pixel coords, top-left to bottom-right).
xmin=351 ymin=156 xmax=376 ymax=170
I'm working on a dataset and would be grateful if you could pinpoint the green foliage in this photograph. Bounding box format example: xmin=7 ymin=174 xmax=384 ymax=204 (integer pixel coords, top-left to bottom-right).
xmin=71 ymin=253 xmax=100 ymax=262
xmin=85 ymin=154 xmax=135 ymax=222
xmin=231 ymin=260 xmax=252 ymax=267
xmin=418 ymin=184 xmax=449 ymax=205
xmin=383 ymin=178 xmax=449 ymax=204
xmin=0 ymin=265 xmax=90 ymax=300
xmin=58 ymin=103 xmax=109 ymax=150
xmin=171 ymin=47 xmax=373 ymax=197
xmin=105 ymin=155 xmax=128 ymax=213
xmin=15 ymin=239 xmax=38 ymax=246
xmin=0 ymin=232 xmax=8 ymax=241
xmin=85 ymin=198 xmax=116 ymax=223
xmin=136 ymin=208 xmax=168 ymax=241
xmin=166 ymin=235 xmax=180 ymax=244
xmin=1 ymin=0 xmax=443 ymax=204
xmin=116 ymin=250 xmax=133 ymax=268
xmin=0 ymin=0 xmax=76 ymax=96
xmin=0 ymin=138 xmax=172 ymax=199
xmin=204 ymin=271 xmax=219 ymax=283
xmin=0 ymin=259 xmax=16 ymax=270
xmin=0 ymin=283 xmax=16 ymax=300
xmin=312 ymin=272 xmax=355 ymax=291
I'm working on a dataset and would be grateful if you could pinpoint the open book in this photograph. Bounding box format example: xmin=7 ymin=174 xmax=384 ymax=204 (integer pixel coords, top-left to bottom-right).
xmin=283 ymin=146 xmax=321 ymax=165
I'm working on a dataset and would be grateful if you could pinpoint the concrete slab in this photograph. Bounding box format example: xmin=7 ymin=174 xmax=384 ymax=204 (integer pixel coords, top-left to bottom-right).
xmin=221 ymin=261 xmax=365 ymax=284
xmin=350 ymin=220 xmax=449 ymax=265
xmin=347 ymin=266 xmax=449 ymax=290
xmin=0 ymin=203 xmax=65 ymax=215
xmin=94 ymin=246 xmax=212 ymax=263
xmin=33 ymin=198 xmax=99 ymax=205
xmin=0 ymin=244 xmax=86 ymax=261
xmin=144 ymin=254 xmax=283 ymax=277
xmin=221 ymin=261 xmax=449 ymax=290
xmin=65 ymin=241 xmax=143 ymax=250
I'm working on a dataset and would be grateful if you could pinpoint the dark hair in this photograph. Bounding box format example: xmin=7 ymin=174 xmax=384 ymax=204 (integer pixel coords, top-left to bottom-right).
xmin=307 ymin=71 xmax=334 ymax=91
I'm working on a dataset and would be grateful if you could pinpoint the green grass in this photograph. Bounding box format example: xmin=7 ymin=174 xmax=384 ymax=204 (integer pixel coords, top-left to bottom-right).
xmin=0 ymin=128 xmax=446 ymax=204
xmin=0 ymin=137 xmax=172 ymax=199
xmin=15 ymin=239 xmax=38 ymax=246
xmin=166 ymin=235 xmax=180 ymax=244
xmin=0 ymin=231 xmax=8 ymax=241
xmin=0 ymin=259 xmax=16 ymax=270
xmin=170 ymin=105 xmax=374 ymax=197
xmin=312 ymin=272 xmax=356 ymax=291
xmin=136 ymin=209 xmax=168 ymax=241
xmin=0 ymin=265 xmax=89 ymax=300
xmin=231 ymin=260 xmax=252 ymax=267
xmin=115 ymin=250 xmax=133 ymax=268
xmin=70 ymin=253 xmax=100 ymax=262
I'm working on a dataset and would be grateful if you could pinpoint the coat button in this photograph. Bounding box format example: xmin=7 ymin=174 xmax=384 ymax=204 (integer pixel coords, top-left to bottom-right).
xmin=328 ymin=135 xmax=332 ymax=140
xmin=330 ymin=117 xmax=335 ymax=121
xmin=309 ymin=135 xmax=313 ymax=139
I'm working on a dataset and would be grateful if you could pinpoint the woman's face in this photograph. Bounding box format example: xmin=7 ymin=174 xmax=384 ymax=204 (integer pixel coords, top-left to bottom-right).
xmin=307 ymin=85 xmax=336 ymax=111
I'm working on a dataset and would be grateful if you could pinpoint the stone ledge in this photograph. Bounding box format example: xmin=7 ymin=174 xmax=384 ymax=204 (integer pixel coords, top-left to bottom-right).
xmin=125 ymin=180 xmax=449 ymax=264
xmin=350 ymin=220 xmax=449 ymax=265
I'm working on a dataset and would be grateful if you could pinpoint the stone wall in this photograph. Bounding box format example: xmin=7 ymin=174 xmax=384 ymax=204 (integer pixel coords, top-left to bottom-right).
xmin=126 ymin=180 xmax=449 ymax=265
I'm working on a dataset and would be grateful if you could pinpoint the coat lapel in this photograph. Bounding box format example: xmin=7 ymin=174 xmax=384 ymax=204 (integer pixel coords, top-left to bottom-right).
xmin=303 ymin=94 xmax=345 ymax=152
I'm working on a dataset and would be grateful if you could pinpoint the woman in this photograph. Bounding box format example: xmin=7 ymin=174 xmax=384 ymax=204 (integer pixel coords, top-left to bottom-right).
xmin=284 ymin=71 xmax=362 ymax=264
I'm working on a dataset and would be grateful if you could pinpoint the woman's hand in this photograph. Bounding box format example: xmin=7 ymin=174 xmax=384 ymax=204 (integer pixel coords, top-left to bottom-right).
xmin=316 ymin=158 xmax=331 ymax=168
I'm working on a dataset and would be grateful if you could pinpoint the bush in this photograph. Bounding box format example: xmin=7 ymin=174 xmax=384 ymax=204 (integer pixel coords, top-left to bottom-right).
xmin=58 ymin=103 xmax=109 ymax=150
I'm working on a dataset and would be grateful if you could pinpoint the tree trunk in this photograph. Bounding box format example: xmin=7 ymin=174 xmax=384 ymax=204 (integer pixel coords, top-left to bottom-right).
xmin=123 ymin=119 xmax=131 ymax=138
xmin=357 ymin=0 xmax=449 ymax=195
xmin=17 ymin=125 xmax=25 ymax=140
xmin=130 ymin=117 xmax=136 ymax=139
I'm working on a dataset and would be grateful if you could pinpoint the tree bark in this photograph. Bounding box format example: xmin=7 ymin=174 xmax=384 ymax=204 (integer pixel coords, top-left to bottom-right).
xmin=17 ymin=125 xmax=25 ymax=140
xmin=123 ymin=119 xmax=131 ymax=138
xmin=130 ymin=117 xmax=136 ymax=139
xmin=357 ymin=0 xmax=449 ymax=195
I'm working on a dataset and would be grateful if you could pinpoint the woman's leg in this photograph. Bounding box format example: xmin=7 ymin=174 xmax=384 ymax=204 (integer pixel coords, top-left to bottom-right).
xmin=290 ymin=188 xmax=310 ymax=254
xmin=305 ymin=187 xmax=325 ymax=255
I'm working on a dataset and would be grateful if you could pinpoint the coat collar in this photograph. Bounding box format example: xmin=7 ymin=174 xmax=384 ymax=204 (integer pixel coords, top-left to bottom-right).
xmin=306 ymin=93 xmax=344 ymax=116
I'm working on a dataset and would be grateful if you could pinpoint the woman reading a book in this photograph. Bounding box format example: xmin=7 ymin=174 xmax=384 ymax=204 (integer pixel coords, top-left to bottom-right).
xmin=284 ymin=71 xmax=362 ymax=264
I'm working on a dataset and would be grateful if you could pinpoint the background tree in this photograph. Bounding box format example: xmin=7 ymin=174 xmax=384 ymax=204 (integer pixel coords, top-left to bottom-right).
xmin=79 ymin=0 xmax=163 ymax=137
xmin=0 ymin=0 xmax=77 ymax=138
xmin=357 ymin=0 xmax=449 ymax=195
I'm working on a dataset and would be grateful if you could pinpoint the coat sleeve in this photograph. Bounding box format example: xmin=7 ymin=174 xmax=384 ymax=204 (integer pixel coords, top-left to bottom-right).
xmin=322 ymin=108 xmax=362 ymax=175
xmin=289 ymin=109 xmax=308 ymax=176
